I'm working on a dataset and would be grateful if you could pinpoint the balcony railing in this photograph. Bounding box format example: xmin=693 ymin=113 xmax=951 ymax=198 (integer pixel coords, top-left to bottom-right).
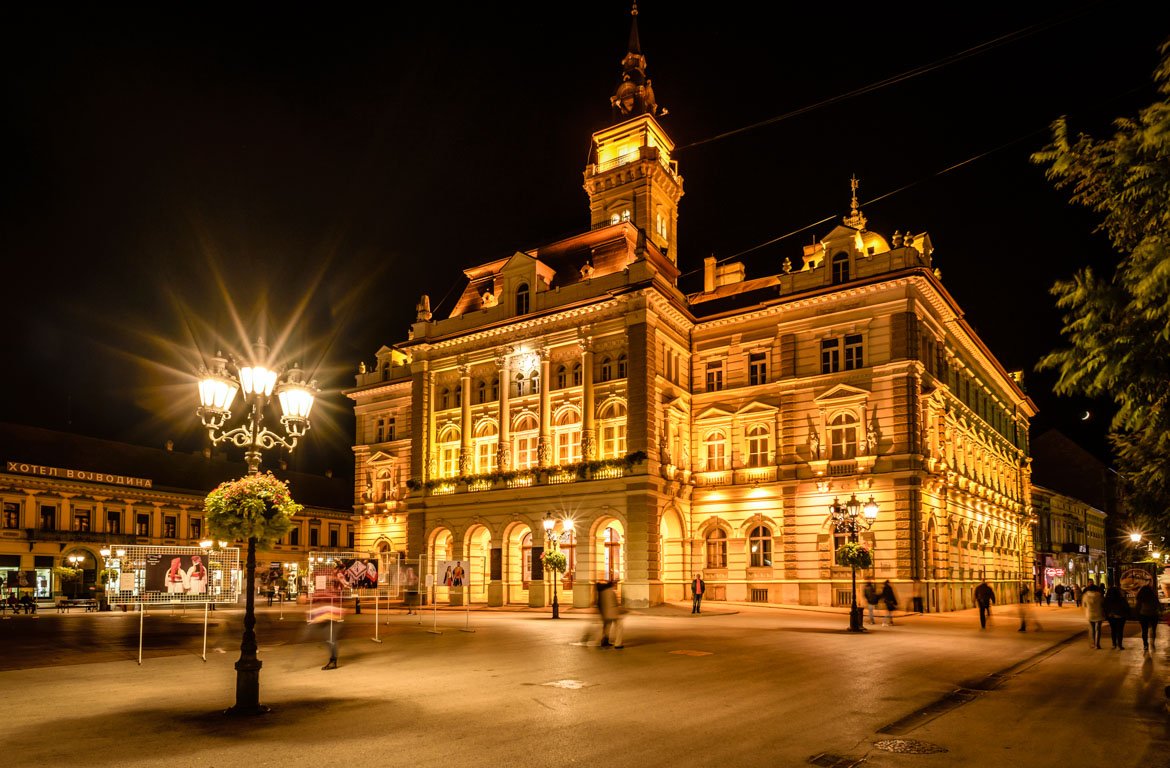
xmin=414 ymin=456 xmax=647 ymax=497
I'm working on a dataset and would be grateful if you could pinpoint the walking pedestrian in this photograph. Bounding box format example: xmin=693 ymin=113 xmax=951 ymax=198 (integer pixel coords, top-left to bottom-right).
xmin=1073 ymin=584 xmax=1082 ymax=607
xmin=1044 ymin=585 xmax=1052 ymax=605
xmin=597 ymin=580 xmax=625 ymax=649
xmin=974 ymin=579 xmax=995 ymax=629
xmin=1017 ymin=583 xmax=1031 ymax=632
xmin=691 ymin=573 xmax=706 ymax=614
xmin=1054 ymin=583 xmax=1065 ymax=608
xmin=1034 ymin=584 xmax=1044 ymax=606
xmin=879 ymin=580 xmax=897 ymax=625
xmin=1102 ymin=585 xmax=1129 ymax=650
xmin=863 ymin=581 xmax=878 ymax=625
xmin=1083 ymin=582 xmax=1104 ymax=648
xmin=1135 ymin=584 xmax=1161 ymax=651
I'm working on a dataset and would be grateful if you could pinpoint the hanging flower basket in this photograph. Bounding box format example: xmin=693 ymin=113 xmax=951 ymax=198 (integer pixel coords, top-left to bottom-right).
xmin=836 ymin=541 xmax=873 ymax=569
xmin=204 ymin=472 xmax=302 ymax=545
xmin=541 ymin=550 xmax=568 ymax=575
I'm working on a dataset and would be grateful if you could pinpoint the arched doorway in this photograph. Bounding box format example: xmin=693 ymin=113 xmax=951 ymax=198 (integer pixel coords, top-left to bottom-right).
xmin=429 ymin=527 xmax=454 ymax=604
xmin=503 ymin=522 xmax=534 ymax=606
xmin=659 ymin=505 xmax=686 ymax=600
xmin=463 ymin=524 xmax=492 ymax=604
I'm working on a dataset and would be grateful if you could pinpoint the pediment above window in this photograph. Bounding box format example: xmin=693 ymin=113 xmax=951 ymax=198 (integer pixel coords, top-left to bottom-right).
xmin=366 ymin=451 xmax=396 ymax=465
xmin=813 ymin=383 xmax=870 ymax=408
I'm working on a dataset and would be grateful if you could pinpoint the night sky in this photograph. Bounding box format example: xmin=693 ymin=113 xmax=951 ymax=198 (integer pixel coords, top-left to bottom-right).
xmin=3 ymin=3 xmax=1167 ymax=480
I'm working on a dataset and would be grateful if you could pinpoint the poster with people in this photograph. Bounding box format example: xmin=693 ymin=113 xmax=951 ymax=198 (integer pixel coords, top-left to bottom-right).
xmin=438 ymin=560 xmax=468 ymax=588
xmin=5 ymin=570 xmax=37 ymax=589
xmin=145 ymin=552 xmax=211 ymax=595
xmin=332 ymin=558 xmax=380 ymax=589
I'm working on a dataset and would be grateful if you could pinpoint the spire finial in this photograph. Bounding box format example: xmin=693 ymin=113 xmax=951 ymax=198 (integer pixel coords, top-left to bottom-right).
xmin=610 ymin=3 xmax=657 ymax=119
xmin=843 ymin=175 xmax=867 ymax=230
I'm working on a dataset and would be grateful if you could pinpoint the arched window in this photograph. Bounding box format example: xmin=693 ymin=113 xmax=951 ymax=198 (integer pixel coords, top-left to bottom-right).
xmin=514 ymin=372 xmax=526 ymax=397
xmin=571 ymin=362 xmax=582 ymax=386
xmin=559 ymin=531 xmax=577 ymax=585
xmin=514 ymin=414 xmax=539 ymax=469
xmin=704 ymin=430 xmax=727 ymax=471
xmin=600 ymin=357 xmax=613 ymax=382
xmin=521 ymin=532 xmax=533 ymax=587
xmin=555 ymin=365 xmax=567 ymax=389
xmin=490 ymin=378 xmax=499 ymax=401
xmin=515 ymin=283 xmax=530 ymax=314
xmin=477 ymin=380 xmax=486 ymax=404
xmin=617 ymin=353 xmax=627 ymax=379
xmin=829 ymin=413 xmax=859 ymax=460
xmin=925 ymin=518 xmax=938 ymax=578
xmin=746 ymin=424 xmax=770 ymax=468
xmin=749 ymin=525 xmax=773 ymax=567
xmin=603 ymin=527 xmax=622 ymax=581
xmin=454 ymin=385 xmax=462 ymax=408
xmin=555 ymin=409 xmax=582 ymax=465
xmin=440 ymin=388 xmax=451 ymax=410
xmin=475 ymin=422 xmax=498 ymax=475
xmin=705 ymin=528 xmax=727 ymax=568
xmin=832 ymin=252 xmax=850 ymax=284
xmin=438 ymin=426 xmax=461 ymax=478
xmin=599 ymin=401 xmax=627 ymax=458
xmin=529 ymin=370 xmax=540 ymax=395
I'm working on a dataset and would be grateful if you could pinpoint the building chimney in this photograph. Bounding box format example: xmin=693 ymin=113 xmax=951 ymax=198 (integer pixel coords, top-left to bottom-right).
xmin=703 ymin=255 xmax=716 ymax=292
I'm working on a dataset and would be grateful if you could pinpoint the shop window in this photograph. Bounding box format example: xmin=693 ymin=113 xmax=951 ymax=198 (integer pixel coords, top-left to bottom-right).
xmin=749 ymin=525 xmax=773 ymax=567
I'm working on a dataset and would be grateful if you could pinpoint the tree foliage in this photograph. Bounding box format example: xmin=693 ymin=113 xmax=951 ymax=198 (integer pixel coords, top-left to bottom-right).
xmin=1032 ymin=39 xmax=1170 ymax=527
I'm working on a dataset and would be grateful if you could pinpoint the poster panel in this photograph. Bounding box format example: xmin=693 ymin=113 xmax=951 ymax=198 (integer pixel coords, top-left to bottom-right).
xmin=333 ymin=558 xmax=380 ymax=589
xmin=144 ymin=552 xmax=211 ymax=595
xmin=437 ymin=560 xmax=468 ymax=587
xmin=6 ymin=570 xmax=38 ymax=589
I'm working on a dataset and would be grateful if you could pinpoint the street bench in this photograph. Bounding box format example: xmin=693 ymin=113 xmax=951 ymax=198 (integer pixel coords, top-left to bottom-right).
xmin=56 ymin=599 xmax=98 ymax=613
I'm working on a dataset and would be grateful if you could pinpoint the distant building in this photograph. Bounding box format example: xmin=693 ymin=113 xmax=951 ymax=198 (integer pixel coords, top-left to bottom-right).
xmin=0 ymin=423 xmax=352 ymax=601
xmin=1029 ymin=429 xmax=1112 ymax=590
xmin=347 ymin=11 xmax=1036 ymax=611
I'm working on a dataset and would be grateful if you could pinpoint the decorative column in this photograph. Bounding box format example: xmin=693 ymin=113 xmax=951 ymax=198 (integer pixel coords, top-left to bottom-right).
xmin=496 ymin=351 xmax=512 ymax=471
xmin=426 ymin=370 xmax=437 ymax=479
xmin=459 ymin=363 xmax=472 ymax=475
xmin=537 ymin=349 xmax=551 ymax=467
xmin=580 ymin=337 xmax=596 ymax=460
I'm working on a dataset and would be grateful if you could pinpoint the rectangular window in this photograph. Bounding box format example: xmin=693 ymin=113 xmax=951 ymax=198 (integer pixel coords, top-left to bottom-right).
xmin=290 ymin=527 xmax=300 ymax=546
xmin=748 ymin=352 xmax=767 ymax=386
xmin=386 ymin=418 xmax=396 ymax=441
xmin=190 ymin=518 xmax=202 ymax=540
xmin=477 ymin=441 xmax=498 ymax=474
xmin=601 ymin=423 xmax=626 ymax=459
xmin=556 ymin=429 xmax=581 ymax=465
xmin=440 ymin=446 xmax=460 ymax=478
xmin=375 ymin=417 xmax=385 ymax=442
xmin=136 ymin=514 xmax=150 ymax=537
xmin=107 ymin=510 xmax=121 ymax=534
xmin=821 ymin=339 xmax=840 ymax=374
xmin=515 ymin=436 xmax=538 ymax=469
xmin=3 ymin=502 xmax=18 ymax=529
xmin=39 ymin=505 xmax=56 ymax=531
xmin=73 ymin=508 xmax=91 ymax=532
xmin=705 ymin=361 xmax=724 ymax=392
xmin=843 ymin=334 xmax=864 ymax=370
xmin=347 ymin=531 xmax=355 ymax=549
xmin=163 ymin=516 xmax=177 ymax=539
xmin=309 ymin=528 xmax=319 ymax=547
xmin=329 ymin=526 xmax=340 ymax=549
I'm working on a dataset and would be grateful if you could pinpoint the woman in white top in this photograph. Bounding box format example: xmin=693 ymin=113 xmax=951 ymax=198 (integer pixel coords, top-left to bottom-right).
xmin=1082 ymin=582 xmax=1105 ymax=649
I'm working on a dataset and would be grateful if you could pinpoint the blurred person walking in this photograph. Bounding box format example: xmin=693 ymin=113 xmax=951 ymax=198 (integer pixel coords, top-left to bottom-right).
xmin=1103 ymin=586 xmax=1130 ymax=649
xmin=974 ymin=579 xmax=995 ymax=629
xmin=879 ymin=580 xmax=898 ymax=626
xmin=1083 ymin=582 xmax=1104 ymax=649
xmin=1134 ymin=584 xmax=1161 ymax=651
xmin=863 ymin=581 xmax=878 ymax=625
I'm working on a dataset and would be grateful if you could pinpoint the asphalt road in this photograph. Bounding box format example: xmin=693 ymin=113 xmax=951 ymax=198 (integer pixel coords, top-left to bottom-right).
xmin=1 ymin=601 xmax=1166 ymax=768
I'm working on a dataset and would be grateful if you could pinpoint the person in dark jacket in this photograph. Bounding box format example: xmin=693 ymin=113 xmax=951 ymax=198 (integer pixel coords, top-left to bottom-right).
xmin=974 ymin=579 xmax=995 ymax=629
xmin=879 ymin=580 xmax=897 ymax=626
xmin=1134 ymin=584 xmax=1161 ymax=651
xmin=691 ymin=573 xmax=706 ymax=614
xmin=1102 ymin=586 xmax=1130 ymax=649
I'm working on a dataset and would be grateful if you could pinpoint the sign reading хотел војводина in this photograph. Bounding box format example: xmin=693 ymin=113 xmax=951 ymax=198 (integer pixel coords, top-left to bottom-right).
xmin=5 ymin=461 xmax=153 ymax=489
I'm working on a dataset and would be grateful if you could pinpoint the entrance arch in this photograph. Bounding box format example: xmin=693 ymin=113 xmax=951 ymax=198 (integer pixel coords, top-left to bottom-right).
xmin=429 ymin=527 xmax=454 ymax=604
xmin=462 ymin=524 xmax=493 ymax=604
xmin=659 ymin=505 xmax=686 ymax=600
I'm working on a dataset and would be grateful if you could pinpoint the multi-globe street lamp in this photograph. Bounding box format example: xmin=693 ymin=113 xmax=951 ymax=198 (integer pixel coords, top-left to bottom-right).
xmin=542 ymin=512 xmax=574 ymax=619
xmin=67 ymin=554 xmax=85 ymax=598
xmin=829 ymin=494 xmax=879 ymax=633
xmin=195 ymin=338 xmax=317 ymax=716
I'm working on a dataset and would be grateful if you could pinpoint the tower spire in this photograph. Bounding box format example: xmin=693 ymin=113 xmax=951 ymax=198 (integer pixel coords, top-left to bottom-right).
xmin=610 ymin=2 xmax=658 ymax=119
xmin=843 ymin=175 xmax=867 ymax=230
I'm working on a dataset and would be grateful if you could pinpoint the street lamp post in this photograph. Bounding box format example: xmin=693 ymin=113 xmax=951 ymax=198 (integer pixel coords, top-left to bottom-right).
xmin=542 ymin=512 xmax=574 ymax=619
xmin=829 ymin=494 xmax=879 ymax=633
xmin=195 ymin=338 xmax=317 ymax=716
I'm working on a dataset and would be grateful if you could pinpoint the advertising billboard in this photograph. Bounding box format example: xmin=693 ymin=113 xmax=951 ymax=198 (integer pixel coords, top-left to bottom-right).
xmin=144 ymin=552 xmax=211 ymax=595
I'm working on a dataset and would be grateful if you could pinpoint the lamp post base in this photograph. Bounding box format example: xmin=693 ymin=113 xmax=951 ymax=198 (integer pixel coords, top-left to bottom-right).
xmin=551 ymin=591 xmax=560 ymax=619
xmin=847 ymin=605 xmax=867 ymax=633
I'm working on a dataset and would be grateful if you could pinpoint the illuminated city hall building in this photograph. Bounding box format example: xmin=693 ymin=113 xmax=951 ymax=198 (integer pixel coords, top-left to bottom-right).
xmin=348 ymin=15 xmax=1037 ymax=611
